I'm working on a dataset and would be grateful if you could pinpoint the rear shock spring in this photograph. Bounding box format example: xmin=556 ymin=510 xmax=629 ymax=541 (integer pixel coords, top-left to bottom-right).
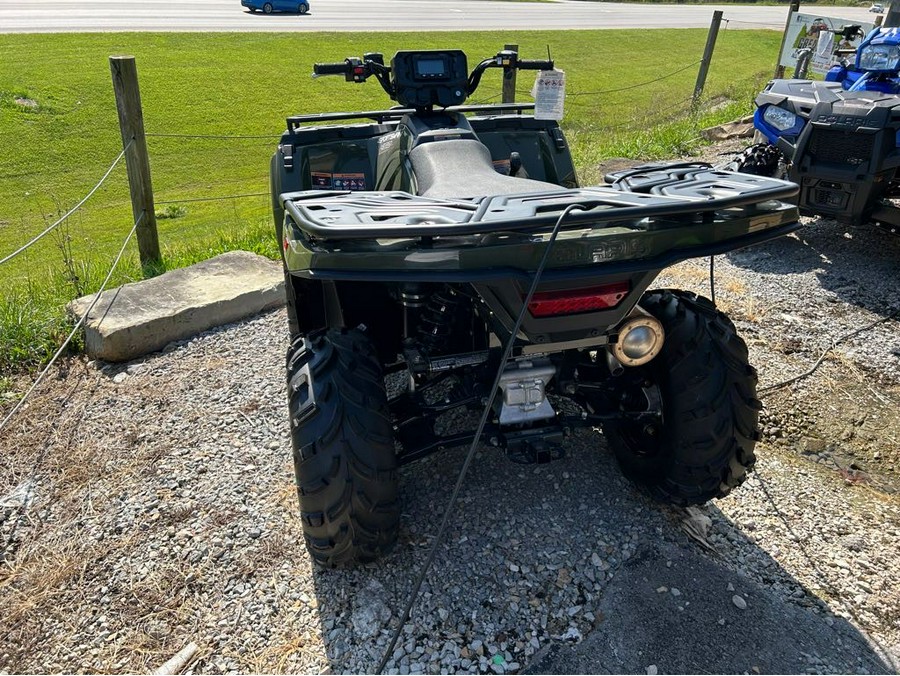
xmin=417 ymin=286 xmax=465 ymax=355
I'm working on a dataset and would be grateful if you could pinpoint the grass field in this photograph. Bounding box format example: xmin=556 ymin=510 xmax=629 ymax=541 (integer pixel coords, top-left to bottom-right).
xmin=0 ymin=28 xmax=781 ymax=373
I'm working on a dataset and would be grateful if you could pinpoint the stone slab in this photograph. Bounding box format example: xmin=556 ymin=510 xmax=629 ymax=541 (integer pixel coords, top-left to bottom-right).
xmin=68 ymin=250 xmax=285 ymax=363
xmin=524 ymin=543 xmax=897 ymax=675
xmin=700 ymin=116 xmax=755 ymax=142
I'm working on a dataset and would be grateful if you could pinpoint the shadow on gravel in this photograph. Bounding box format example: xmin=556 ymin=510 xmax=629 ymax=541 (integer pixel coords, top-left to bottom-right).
xmin=306 ymin=434 xmax=896 ymax=675
xmin=727 ymin=218 xmax=900 ymax=318
xmin=523 ymin=537 xmax=895 ymax=675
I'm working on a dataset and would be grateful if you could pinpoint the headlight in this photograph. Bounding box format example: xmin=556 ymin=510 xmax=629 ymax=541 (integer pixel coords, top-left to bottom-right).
xmin=858 ymin=44 xmax=900 ymax=71
xmin=762 ymin=105 xmax=798 ymax=132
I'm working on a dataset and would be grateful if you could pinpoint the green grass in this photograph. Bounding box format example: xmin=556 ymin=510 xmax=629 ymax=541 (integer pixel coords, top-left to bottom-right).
xmin=0 ymin=28 xmax=780 ymax=374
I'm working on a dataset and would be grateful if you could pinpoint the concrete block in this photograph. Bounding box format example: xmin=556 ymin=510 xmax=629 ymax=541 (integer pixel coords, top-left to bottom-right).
xmin=68 ymin=250 xmax=285 ymax=362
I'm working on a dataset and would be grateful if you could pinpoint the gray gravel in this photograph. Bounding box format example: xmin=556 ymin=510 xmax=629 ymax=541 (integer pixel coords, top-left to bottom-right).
xmin=2 ymin=207 xmax=900 ymax=672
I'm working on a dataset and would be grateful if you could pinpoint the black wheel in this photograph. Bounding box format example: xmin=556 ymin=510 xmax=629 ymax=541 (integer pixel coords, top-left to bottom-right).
xmin=601 ymin=290 xmax=760 ymax=505
xmin=263 ymin=2 xmax=273 ymax=13
xmin=298 ymin=2 xmax=309 ymax=12
xmin=287 ymin=328 xmax=400 ymax=566
xmin=724 ymin=143 xmax=785 ymax=178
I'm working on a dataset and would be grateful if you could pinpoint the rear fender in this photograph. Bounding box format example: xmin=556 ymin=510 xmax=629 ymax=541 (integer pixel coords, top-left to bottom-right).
xmin=286 ymin=275 xmax=403 ymax=360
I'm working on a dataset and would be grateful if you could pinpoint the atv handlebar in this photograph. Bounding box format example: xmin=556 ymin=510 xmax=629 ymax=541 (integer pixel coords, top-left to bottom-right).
xmin=313 ymin=61 xmax=350 ymax=76
xmin=465 ymin=52 xmax=554 ymax=98
xmin=312 ymin=49 xmax=555 ymax=108
xmin=516 ymin=59 xmax=555 ymax=71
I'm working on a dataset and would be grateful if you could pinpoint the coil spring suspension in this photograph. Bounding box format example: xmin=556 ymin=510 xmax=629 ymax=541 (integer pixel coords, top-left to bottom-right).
xmin=417 ymin=286 xmax=464 ymax=355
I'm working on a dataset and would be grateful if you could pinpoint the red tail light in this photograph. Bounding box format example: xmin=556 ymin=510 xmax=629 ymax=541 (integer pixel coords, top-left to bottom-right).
xmin=527 ymin=281 xmax=630 ymax=317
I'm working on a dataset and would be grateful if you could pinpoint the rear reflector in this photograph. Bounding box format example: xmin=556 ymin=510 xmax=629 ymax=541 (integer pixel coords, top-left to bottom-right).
xmin=527 ymin=281 xmax=629 ymax=317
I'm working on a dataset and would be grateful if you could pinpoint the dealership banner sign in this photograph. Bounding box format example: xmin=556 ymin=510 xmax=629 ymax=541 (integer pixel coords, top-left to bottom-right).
xmin=779 ymin=13 xmax=875 ymax=75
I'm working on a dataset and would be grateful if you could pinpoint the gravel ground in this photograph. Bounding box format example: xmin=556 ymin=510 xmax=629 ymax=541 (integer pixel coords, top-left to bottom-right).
xmin=2 ymin=168 xmax=900 ymax=673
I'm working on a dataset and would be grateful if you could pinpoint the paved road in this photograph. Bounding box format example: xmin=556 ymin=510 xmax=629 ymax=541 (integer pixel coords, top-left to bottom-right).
xmin=0 ymin=0 xmax=876 ymax=33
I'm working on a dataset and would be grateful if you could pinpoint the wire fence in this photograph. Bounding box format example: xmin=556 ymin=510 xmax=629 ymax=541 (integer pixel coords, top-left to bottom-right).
xmin=722 ymin=18 xmax=783 ymax=28
xmin=0 ymin=110 xmax=284 ymax=428
xmin=566 ymin=60 xmax=703 ymax=99
xmin=0 ymin=140 xmax=133 ymax=267
xmin=146 ymin=132 xmax=274 ymax=140
xmin=0 ymin=211 xmax=143 ymax=436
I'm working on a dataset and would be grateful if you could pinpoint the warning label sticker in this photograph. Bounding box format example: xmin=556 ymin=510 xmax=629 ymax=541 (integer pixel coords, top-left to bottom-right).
xmin=310 ymin=172 xmax=368 ymax=191
xmin=311 ymin=172 xmax=333 ymax=189
xmin=333 ymin=173 xmax=367 ymax=191
xmin=531 ymin=69 xmax=566 ymax=121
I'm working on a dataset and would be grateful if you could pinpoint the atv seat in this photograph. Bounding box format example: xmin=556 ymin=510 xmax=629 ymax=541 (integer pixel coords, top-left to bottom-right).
xmin=410 ymin=139 xmax=560 ymax=199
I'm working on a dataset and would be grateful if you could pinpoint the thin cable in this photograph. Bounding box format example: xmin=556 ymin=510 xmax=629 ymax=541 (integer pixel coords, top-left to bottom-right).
xmin=514 ymin=61 xmax=700 ymax=107
xmin=0 ymin=141 xmax=133 ymax=267
xmin=567 ymin=61 xmax=702 ymax=98
xmin=469 ymin=92 xmax=501 ymax=106
xmin=722 ymin=18 xmax=783 ymax=27
xmin=709 ymin=255 xmax=716 ymax=305
xmin=758 ymin=309 xmax=900 ymax=396
xmin=155 ymin=192 xmax=269 ymax=205
xmin=375 ymin=203 xmax=588 ymax=675
xmin=146 ymin=132 xmax=273 ymax=140
xmin=0 ymin=212 xmax=143 ymax=436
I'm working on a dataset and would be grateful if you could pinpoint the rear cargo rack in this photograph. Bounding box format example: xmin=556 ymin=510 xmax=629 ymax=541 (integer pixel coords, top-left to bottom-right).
xmin=280 ymin=167 xmax=799 ymax=240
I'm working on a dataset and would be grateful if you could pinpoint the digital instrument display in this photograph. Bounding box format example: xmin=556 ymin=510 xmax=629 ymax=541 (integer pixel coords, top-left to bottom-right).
xmin=391 ymin=50 xmax=468 ymax=107
xmin=415 ymin=57 xmax=447 ymax=78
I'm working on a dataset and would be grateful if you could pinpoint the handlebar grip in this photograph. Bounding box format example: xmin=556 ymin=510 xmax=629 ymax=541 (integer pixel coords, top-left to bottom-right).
xmin=517 ymin=59 xmax=555 ymax=71
xmin=313 ymin=62 xmax=349 ymax=76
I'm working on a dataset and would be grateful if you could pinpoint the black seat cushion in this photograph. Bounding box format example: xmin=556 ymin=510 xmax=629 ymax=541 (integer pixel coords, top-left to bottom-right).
xmin=409 ymin=139 xmax=560 ymax=199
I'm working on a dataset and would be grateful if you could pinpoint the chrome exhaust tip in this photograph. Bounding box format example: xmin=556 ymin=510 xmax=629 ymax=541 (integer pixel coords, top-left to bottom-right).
xmin=610 ymin=314 xmax=665 ymax=367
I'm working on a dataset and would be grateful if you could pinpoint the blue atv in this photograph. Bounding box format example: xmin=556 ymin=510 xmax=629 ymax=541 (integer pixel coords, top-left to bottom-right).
xmin=729 ymin=25 xmax=900 ymax=229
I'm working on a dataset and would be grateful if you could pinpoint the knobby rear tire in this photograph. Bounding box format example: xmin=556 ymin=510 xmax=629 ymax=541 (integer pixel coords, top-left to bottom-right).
xmin=603 ymin=290 xmax=761 ymax=505
xmin=287 ymin=328 xmax=399 ymax=566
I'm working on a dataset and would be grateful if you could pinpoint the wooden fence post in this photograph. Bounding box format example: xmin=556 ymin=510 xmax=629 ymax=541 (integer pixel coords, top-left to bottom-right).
xmin=109 ymin=55 xmax=160 ymax=268
xmin=775 ymin=0 xmax=801 ymax=79
xmin=693 ymin=11 xmax=723 ymax=106
xmin=502 ymin=43 xmax=519 ymax=104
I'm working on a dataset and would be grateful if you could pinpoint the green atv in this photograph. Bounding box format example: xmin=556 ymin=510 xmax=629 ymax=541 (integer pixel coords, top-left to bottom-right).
xmin=270 ymin=48 xmax=800 ymax=566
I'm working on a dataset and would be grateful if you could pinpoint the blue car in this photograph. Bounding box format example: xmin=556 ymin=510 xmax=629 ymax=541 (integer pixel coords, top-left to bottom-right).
xmin=243 ymin=0 xmax=309 ymax=14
